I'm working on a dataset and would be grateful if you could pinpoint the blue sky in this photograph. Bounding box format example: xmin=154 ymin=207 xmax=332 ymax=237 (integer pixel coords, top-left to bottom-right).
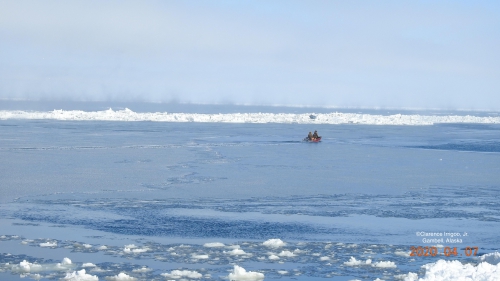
xmin=1 ymin=0 xmax=499 ymax=109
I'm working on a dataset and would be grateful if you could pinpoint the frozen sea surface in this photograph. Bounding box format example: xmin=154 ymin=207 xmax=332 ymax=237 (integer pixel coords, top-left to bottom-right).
xmin=0 ymin=102 xmax=499 ymax=280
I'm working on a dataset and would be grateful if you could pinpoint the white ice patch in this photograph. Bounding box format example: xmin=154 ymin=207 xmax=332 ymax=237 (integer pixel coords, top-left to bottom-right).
xmin=268 ymin=254 xmax=279 ymax=260
xmin=419 ymin=259 xmax=500 ymax=281
xmin=192 ymin=254 xmax=209 ymax=259
xmin=228 ymin=265 xmax=264 ymax=281
xmin=12 ymin=260 xmax=42 ymax=273
xmin=263 ymin=239 xmax=285 ymax=248
xmin=343 ymin=257 xmax=372 ymax=266
xmin=394 ymin=272 xmax=418 ymax=281
xmin=225 ymin=249 xmax=248 ymax=256
xmin=278 ymin=250 xmax=296 ymax=257
xmin=479 ymin=252 xmax=500 ymax=265
xmin=203 ymin=242 xmax=225 ymax=248
xmin=12 ymin=258 xmax=74 ymax=273
xmin=395 ymin=250 xmax=411 ymax=258
xmin=372 ymin=261 xmax=397 ymax=268
xmin=161 ymin=269 xmax=202 ymax=279
xmin=123 ymin=246 xmax=149 ymax=253
xmin=132 ymin=267 xmax=151 ymax=273
xmin=40 ymin=241 xmax=57 ymax=247
xmin=105 ymin=272 xmax=136 ymax=281
xmin=62 ymin=269 xmax=98 ymax=281
xmin=3 ymin=109 xmax=500 ymax=126
xmin=293 ymin=249 xmax=305 ymax=254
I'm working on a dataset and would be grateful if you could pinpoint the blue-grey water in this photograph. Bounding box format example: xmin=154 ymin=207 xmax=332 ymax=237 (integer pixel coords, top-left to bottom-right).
xmin=0 ymin=102 xmax=499 ymax=280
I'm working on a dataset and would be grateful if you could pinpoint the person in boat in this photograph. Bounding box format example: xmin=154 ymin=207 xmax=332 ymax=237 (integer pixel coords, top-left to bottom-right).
xmin=312 ymin=130 xmax=320 ymax=139
xmin=308 ymin=132 xmax=313 ymax=140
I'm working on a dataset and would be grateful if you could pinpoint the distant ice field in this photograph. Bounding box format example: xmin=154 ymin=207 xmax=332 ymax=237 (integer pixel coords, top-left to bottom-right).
xmin=0 ymin=102 xmax=499 ymax=280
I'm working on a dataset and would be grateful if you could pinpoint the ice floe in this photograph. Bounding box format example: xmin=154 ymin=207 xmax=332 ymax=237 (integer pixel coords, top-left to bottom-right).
xmin=372 ymin=260 xmax=397 ymax=268
xmin=2 ymin=235 xmax=500 ymax=281
xmin=343 ymin=257 xmax=372 ymax=266
xmin=203 ymin=242 xmax=225 ymax=248
xmin=105 ymin=272 xmax=136 ymax=281
xmin=63 ymin=269 xmax=98 ymax=281
xmin=418 ymin=259 xmax=500 ymax=281
xmin=161 ymin=269 xmax=202 ymax=279
xmin=479 ymin=252 xmax=500 ymax=265
xmin=263 ymin=238 xmax=285 ymax=248
xmin=228 ymin=265 xmax=264 ymax=281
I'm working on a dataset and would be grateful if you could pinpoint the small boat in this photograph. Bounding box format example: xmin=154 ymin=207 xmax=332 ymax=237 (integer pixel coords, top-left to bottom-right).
xmin=304 ymin=137 xmax=321 ymax=142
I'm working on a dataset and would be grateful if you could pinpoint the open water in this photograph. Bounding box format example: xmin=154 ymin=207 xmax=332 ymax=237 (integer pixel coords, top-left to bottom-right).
xmin=0 ymin=102 xmax=499 ymax=280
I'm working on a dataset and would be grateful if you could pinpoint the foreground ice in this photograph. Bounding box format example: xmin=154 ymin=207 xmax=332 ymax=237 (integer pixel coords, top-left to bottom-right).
xmin=63 ymin=269 xmax=98 ymax=281
xmin=228 ymin=265 xmax=264 ymax=281
xmin=1 ymin=108 xmax=500 ymax=125
xmin=415 ymin=259 xmax=500 ymax=281
xmin=1 ymin=235 xmax=499 ymax=281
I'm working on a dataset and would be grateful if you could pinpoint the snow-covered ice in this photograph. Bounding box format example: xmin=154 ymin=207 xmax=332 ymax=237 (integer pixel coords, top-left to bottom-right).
xmin=228 ymin=265 xmax=264 ymax=281
xmin=2 ymin=108 xmax=500 ymax=125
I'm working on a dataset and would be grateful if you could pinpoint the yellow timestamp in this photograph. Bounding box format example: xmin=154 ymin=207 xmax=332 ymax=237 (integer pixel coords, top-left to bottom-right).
xmin=410 ymin=246 xmax=478 ymax=257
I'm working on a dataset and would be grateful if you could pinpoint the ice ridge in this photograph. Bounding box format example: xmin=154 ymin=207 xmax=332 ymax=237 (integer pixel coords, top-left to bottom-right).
xmin=1 ymin=109 xmax=500 ymax=125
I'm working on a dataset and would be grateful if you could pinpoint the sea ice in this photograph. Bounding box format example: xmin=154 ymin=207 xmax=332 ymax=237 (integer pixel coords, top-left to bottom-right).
xmin=278 ymin=250 xmax=296 ymax=257
xmin=263 ymin=238 xmax=285 ymax=248
xmin=372 ymin=260 xmax=397 ymax=268
xmin=161 ymin=269 xmax=202 ymax=279
xmin=40 ymin=241 xmax=57 ymax=247
xmin=343 ymin=257 xmax=372 ymax=266
xmin=225 ymin=248 xmax=248 ymax=256
xmin=105 ymin=272 xmax=136 ymax=281
xmin=479 ymin=252 xmax=500 ymax=265
xmin=228 ymin=265 xmax=264 ymax=281
xmin=419 ymin=259 xmax=500 ymax=281
xmin=203 ymin=242 xmax=225 ymax=247
xmin=62 ymin=269 xmax=98 ymax=281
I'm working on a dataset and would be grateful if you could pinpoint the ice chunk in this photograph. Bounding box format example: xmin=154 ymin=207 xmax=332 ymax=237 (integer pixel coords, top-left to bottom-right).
xmin=278 ymin=250 xmax=296 ymax=257
xmin=394 ymin=272 xmax=418 ymax=281
xmin=479 ymin=252 xmax=500 ymax=265
xmin=161 ymin=270 xmax=202 ymax=279
xmin=372 ymin=260 xmax=397 ymax=268
xmin=12 ymin=260 xmax=42 ymax=273
xmin=343 ymin=257 xmax=372 ymax=266
xmin=419 ymin=259 xmax=500 ymax=281
xmin=395 ymin=250 xmax=411 ymax=258
xmin=132 ymin=267 xmax=151 ymax=273
xmin=225 ymin=248 xmax=248 ymax=256
xmin=123 ymin=246 xmax=149 ymax=253
xmin=268 ymin=254 xmax=279 ymax=260
xmin=228 ymin=265 xmax=264 ymax=281
xmin=203 ymin=242 xmax=225 ymax=247
xmin=192 ymin=254 xmax=209 ymax=259
xmin=263 ymin=239 xmax=285 ymax=248
xmin=63 ymin=269 xmax=98 ymax=281
xmin=105 ymin=272 xmax=136 ymax=281
xmin=40 ymin=241 xmax=57 ymax=247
